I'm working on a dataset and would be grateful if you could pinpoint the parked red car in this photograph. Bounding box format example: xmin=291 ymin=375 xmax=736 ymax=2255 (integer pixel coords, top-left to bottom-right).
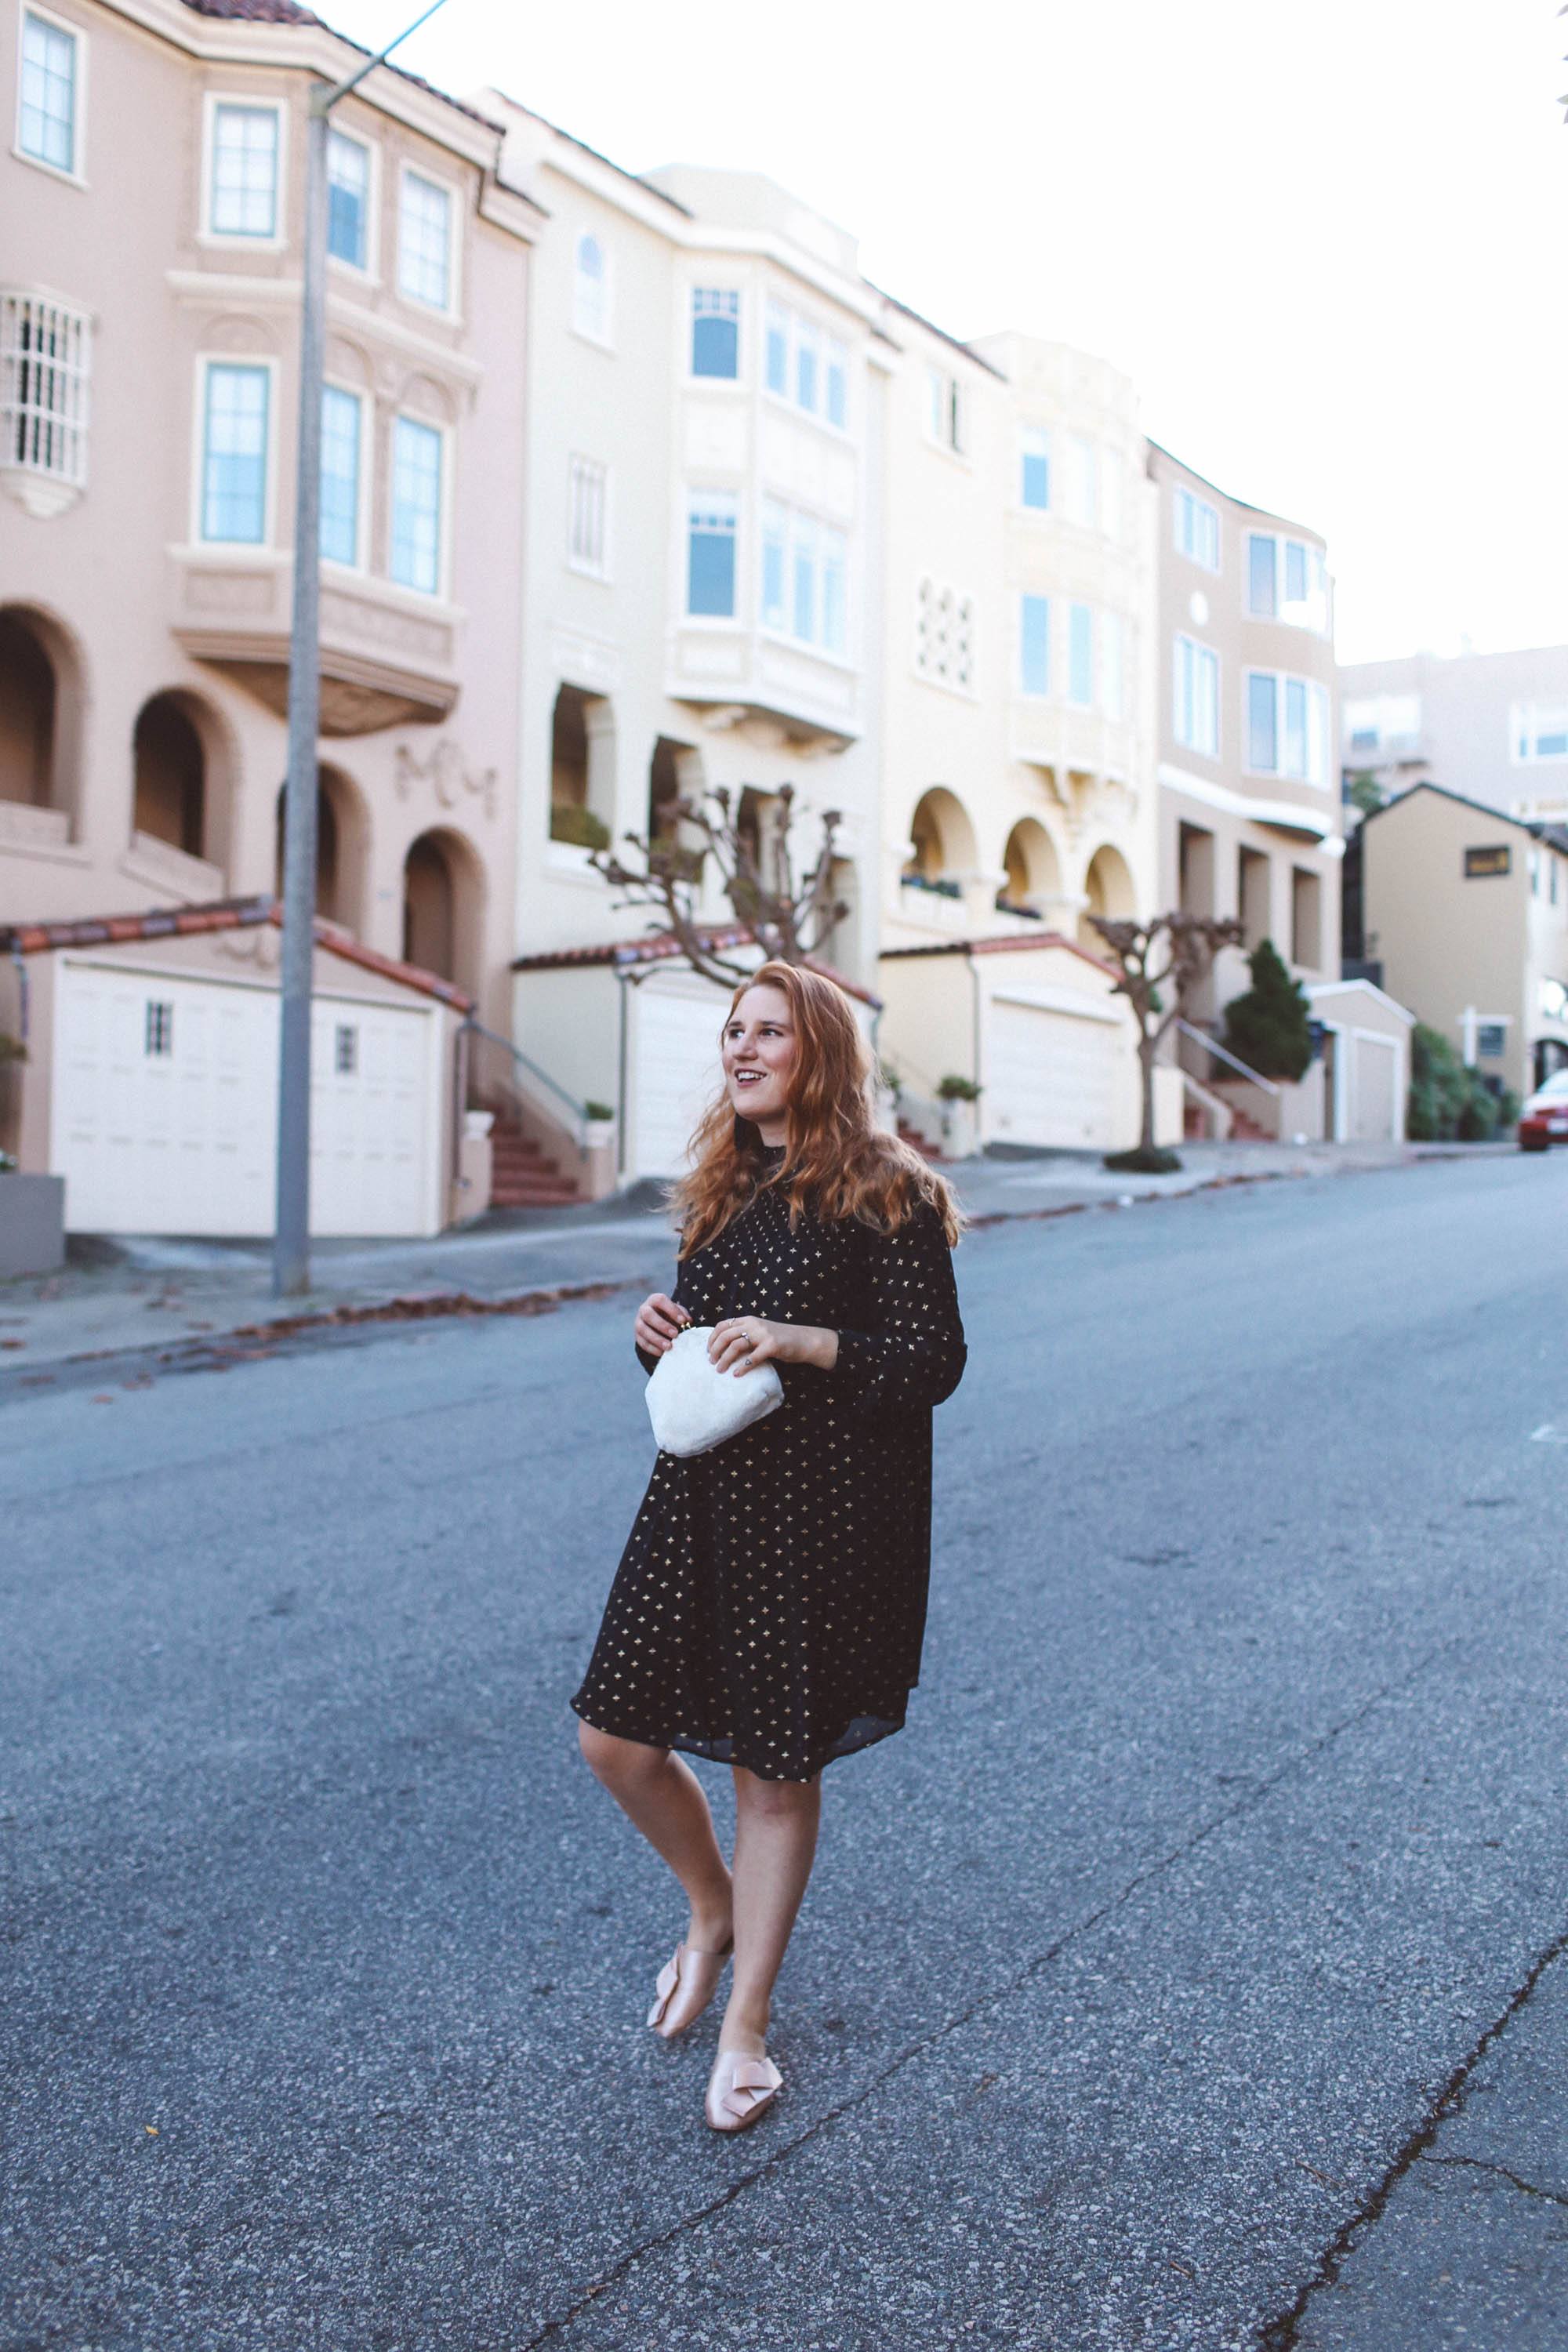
xmin=1519 ymin=1071 xmax=1568 ymax=1150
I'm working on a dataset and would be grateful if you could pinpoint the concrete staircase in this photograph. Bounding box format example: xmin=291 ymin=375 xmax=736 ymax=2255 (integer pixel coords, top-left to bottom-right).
xmin=487 ymin=1123 xmax=579 ymax=1210
xmin=898 ymin=1118 xmax=946 ymax=1162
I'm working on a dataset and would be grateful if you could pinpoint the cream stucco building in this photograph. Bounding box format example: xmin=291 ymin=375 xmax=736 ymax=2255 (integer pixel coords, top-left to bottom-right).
xmin=1 ymin=0 xmax=535 ymax=1231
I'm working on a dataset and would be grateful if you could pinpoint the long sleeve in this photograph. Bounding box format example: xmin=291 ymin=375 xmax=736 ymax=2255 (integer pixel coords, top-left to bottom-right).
xmin=828 ymin=1201 xmax=967 ymax=1417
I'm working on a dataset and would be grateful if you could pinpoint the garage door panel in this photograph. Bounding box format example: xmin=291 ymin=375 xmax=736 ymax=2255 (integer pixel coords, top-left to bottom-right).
xmin=1351 ymin=1034 xmax=1398 ymax=1143
xmin=54 ymin=965 xmax=437 ymax=1239
xmin=631 ymin=979 xmax=728 ymax=1178
xmin=987 ymin=999 xmax=1123 ymax=1150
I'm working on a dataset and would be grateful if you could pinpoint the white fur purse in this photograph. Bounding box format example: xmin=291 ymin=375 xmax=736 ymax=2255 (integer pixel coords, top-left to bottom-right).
xmin=645 ymin=1325 xmax=784 ymax=1458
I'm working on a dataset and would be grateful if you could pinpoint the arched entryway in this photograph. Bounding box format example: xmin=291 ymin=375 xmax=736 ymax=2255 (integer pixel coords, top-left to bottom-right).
xmin=550 ymin=683 xmax=615 ymax=849
xmin=132 ymin=693 xmax=205 ymax=858
xmin=0 ymin=604 xmax=83 ymax=836
xmin=401 ymin=826 xmax=484 ymax=996
xmin=1077 ymin=842 xmax=1137 ymax=950
xmin=274 ymin=765 xmax=369 ymax=932
xmin=904 ymin=787 xmax=978 ymax=893
xmin=997 ymin=817 xmax=1062 ymax=917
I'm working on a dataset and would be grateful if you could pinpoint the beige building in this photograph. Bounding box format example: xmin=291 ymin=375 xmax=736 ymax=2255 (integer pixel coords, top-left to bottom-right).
xmin=1 ymin=0 xmax=534 ymax=1228
xmin=1347 ymin=781 xmax=1568 ymax=1101
xmin=1146 ymin=444 xmax=1341 ymax=1129
xmin=1340 ymin=642 xmax=1568 ymax=828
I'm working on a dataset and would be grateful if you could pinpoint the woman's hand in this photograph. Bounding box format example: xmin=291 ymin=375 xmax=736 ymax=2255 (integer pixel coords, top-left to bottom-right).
xmin=635 ymin=1292 xmax=691 ymax=1358
xmin=709 ymin=1316 xmax=839 ymax=1375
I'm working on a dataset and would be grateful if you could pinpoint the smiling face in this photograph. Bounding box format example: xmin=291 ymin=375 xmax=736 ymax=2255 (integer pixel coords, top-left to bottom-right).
xmin=721 ymin=983 xmax=797 ymax=1143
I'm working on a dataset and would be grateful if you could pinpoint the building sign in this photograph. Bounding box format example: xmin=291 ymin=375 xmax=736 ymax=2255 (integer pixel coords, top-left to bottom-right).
xmin=1464 ymin=844 xmax=1512 ymax=877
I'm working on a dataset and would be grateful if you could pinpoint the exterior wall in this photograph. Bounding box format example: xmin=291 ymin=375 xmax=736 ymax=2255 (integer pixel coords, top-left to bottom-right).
xmin=1359 ymin=787 xmax=1568 ymax=1100
xmin=1340 ymin=644 xmax=1568 ymax=826
xmin=1148 ymin=445 xmax=1341 ymax=1027
xmin=1 ymin=0 xmax=532 ymax=1034
xmin=1304 ymin=980 xmax=1413 ymax=1143
xmin=484 ymin=114 xmax=888 ymax=1090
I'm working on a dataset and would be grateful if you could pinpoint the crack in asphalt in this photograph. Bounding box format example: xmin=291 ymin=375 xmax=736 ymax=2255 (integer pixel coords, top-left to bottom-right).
xmin=517 ymin=1635 xmax=1462 ymax=2349
xmin=1257 ymin=1923 xmax=1568 ymax=2348
xmin=1420 ymin=2152 xmax=1568 ymax=2212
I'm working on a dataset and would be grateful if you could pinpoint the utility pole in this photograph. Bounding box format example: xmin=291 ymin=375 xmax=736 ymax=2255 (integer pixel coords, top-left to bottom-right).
xmin=272 ymin=0 xmax=452 ymax=1298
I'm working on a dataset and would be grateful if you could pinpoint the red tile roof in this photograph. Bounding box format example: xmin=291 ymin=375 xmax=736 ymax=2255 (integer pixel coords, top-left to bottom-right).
xmin=512 ymin=927 xmax=882 ymax=1007
xmin=880 ymin=928 xmax=1120 ymax=982
xmin=0 ymin=895 xmax=474 ymax=1010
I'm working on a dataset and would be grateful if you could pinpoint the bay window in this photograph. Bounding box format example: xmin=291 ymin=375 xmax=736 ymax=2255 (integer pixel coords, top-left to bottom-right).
xmin=1247 ymin=670 xmax=1329 ymax=782
xmin=1174 ymin=481 xmax=1220 ymax=571
xmin=398 ymin=169 xmax=452 ymax=311
xmin=1068 ymin=602 xmax=1094 ymax=706
xmin=209 ymin=102 xmax=279 ymax=239
xmin=691 ymin=288 xmax=739 ymax=379
xmin=327 ymin=129 xmax=371 ymax=270
xmin=1019 ymin=594 xmax=1050 ymax=696
xmin=319 ymin=384 xmax=361 ymax=565
xmin=761 ymin=499 xmax=848 ymax=654
xmin=687 ymin=492 xmax=737 ymax=618
xmin=1174 ymin=633 xmax=1219 ymax=757
xmin=200 ymin=361 xmax=270 ymax=543
xmin=1246 ymin=531 xmax=1328 ymax=630
xmin=1020 ymin=426 xmax=1049 ymax=511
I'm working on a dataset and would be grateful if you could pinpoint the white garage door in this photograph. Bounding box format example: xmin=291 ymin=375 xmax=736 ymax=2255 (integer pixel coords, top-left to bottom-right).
xmin=630 ymin=973 xmax=730 ymax=1178
xmin=1350 ymin=1031 xmax=1399 ymax=1142
xmin=52 ymin=962 xmax=439 ymax=1238
xmin=986 ymin=993 xmax=1123 ymax=1149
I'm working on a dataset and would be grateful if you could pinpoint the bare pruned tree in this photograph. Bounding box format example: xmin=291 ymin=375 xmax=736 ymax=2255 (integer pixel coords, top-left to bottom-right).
xmin=590 ymin=782 xmax=850 ymax=988
xmin=1089 ymin=911 xmax=1244 ymax=1162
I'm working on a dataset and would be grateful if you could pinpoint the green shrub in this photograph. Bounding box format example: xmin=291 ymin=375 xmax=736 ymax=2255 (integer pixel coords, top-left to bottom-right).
xmin=1408 ymin=1023 xmax=1515 ymax=1141
xmin=550 ymin=801 xmax=611 ymax=851
xmin=1221 ymin=940 xmax=1313 ymax=1081
xmin=583 ymin=1100 xmax=615 ymax=1123
xmin=936 ymin=1073 xmax=982 ymax=1102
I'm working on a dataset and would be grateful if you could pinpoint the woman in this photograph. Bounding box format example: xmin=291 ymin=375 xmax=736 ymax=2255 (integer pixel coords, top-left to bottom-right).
xmin=572 ymin=960 xmax=966 ymax=2132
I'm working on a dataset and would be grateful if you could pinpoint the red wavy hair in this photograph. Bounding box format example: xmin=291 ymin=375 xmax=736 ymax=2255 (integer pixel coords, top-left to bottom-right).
xmin=671 ymin=960 xmax=963 ymax=1258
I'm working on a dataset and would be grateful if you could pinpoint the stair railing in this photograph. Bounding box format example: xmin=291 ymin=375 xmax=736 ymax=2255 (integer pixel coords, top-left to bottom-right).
xmin=459 ymin=1014 xmax=591 ymax=1148
xmin=1174 ymin=1019 xmax=1282 ymax=1097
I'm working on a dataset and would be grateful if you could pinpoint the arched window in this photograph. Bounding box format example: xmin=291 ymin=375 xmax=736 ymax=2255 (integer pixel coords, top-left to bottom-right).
xmin=132 ymin=694 xmax=205 ymax=858
xmin=550 ymin=684 xmax=614 ymax=848
xmin=574 ymin=231 xmax=608 ymax=343
xmin=402 ymin=826 xmax=484 ymax=996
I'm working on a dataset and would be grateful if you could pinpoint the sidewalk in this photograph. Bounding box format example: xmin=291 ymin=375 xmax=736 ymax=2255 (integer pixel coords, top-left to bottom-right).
xmin=0 ymin=1138 xmax=1501 ymax=1383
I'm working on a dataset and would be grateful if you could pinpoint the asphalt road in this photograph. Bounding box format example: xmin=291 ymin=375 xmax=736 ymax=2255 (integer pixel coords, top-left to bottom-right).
xmin=2 ymin=1149 xmax=1566 ymax=2351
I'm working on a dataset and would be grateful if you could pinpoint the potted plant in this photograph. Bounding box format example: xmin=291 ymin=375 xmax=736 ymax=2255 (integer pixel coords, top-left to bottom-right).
xmin=936 ymin=1073 xmax=982 ymax=1157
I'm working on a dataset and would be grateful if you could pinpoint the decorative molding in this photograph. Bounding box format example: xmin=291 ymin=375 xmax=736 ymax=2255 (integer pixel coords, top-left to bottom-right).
xmin=394 ymin=736 xmax=497 ymax=825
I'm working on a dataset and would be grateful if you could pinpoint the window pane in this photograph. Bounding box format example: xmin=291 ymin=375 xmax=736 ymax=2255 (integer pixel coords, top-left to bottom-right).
xmin=319 ymin=385 xmax=360 ymax=564
xmin=399 ymin=172 xmax=451 ymax=309
xmin=1283 ymin=677 xmax=1308 ymax=777
xmin=1020 ymin=594 xmax=1050 ymax=695
xmin=201 ymin=363 xmax=269 ymax=543
xmin=1247 ymin=673 xmax=1278 ymax=771
xmin=1021 ymin=428 xmax=1049 ymax=510
xmin=760 ymin=500 xmax=786 ymax=630
xmin=926 ymin=368 xmax=945 ymax=441
xmin=691 ymin=289 xmax=739 ymax=379
xmin=826 ymin=340 xmax=848 ymax=429
xmin=792 ymin=513 xmax=818 ymax=641
xmin=822 ymin=528 xmax=847 ymax=653
xmin=766 ymin=303 xmax=789 ymax=396
xmin=687 ymin=495 xmax=736 ymax=617
xmin=390 ymin=416 xmax=443 ymax=592
xmin=327 ymin=131 xmax=369 ymax=268
xmin=1198 ymin=648 xmax=1218 ymax=753
xmin=211 ymin=104 xmax=278 ymax=238
xmin=1069 ymin=603 xmax=1093 ymax=704
xmin=575 ymin=234 xmax=606 ymax=339
xmin=20 ymin=12 xmax=76 ymax=171
xmin=1284 ymin=540 xmax=1308 ymax=604
xmin=1247 ymin=533 xmax=1277 ymax=617
xmin=568 ymin=456 xmax=606 ymax=571
xmin=796 ymin=323 xmax=818 ymax=413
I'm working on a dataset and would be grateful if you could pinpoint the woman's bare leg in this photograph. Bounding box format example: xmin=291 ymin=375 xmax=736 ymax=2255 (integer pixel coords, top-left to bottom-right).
xmin=720 ymin=1766 xmax=822 ymax=2053
xmin=577 ymin=1722 xmax=732 ymax=1947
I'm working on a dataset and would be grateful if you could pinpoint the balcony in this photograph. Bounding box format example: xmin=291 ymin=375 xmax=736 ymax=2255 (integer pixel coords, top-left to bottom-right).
xmin=171 ymin=552 xmax=460 ymax=736
xmin=666 ymin=624 xmax=860 ymax=754
xmin=1009 ymin=699 xmax=1127 ymax=781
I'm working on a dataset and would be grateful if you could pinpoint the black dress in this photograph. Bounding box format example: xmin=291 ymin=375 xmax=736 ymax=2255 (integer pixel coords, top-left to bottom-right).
xmin=571 ymin=1160 xmax=967 ymax=1781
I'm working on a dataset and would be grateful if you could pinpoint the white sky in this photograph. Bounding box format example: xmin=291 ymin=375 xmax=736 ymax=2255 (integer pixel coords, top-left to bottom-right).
xmin=323 ymin=0 xmax=1567 ymax=666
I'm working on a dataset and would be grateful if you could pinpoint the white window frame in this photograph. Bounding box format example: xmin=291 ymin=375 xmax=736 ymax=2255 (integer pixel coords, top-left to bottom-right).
xmin=1246 ymin=530 xmax=1329 ymax=632
xmin=684 ymin=487 xmax=740 ymax=625
xmin=688 ymin=285 xmax=741 ymax=383
xmin=1018 ymin=593 xmax=1051 ymax=698
xmin=924 ymin=364 xmax=964 ymax=456
xmin=199 ymin=93 xmax=286 ymax=251
xmin=396 ymin=161 xmax=459 ymax=319
xmin=760 ymin=299 xmax=851 ymax=435
xmin=15 ymin=4 xmax=87 ymax=186
xmin=386 ymin=410 xmax=452 ymax=600
xmin=325 ymin=123 xmax=379 ymax=282
xmin=0 ymin=289 xmax=92 ymax=501
xmin=1062 ymin=435 xmax=1098 ymax=532
xmin=566 ymin=452 xmax=610 ymax=580
xmin=1100 ymin=609 xmax=1124 ymax=719
xmin=319 ymin=378 xmax=367 ymax=573
xmin=1174 ymin=633 xmax=1220 ymax=759
xmin=1244 ymin=668 xmax=1330 ymax=786
xmin=572 ymin=228 xmax=612 ymax=348
xmin=190 ymin=352 xmax=278 ymax=550
xmin=1174 ymin=481 xmax=1221 ymax=573
xmin=1067 ymin=601 xmax=1095 ymax=707
xmin=1019 ymin=426 xmax=1050 ymax=514
xmin=1511 ymin=702 xmax=1568 ymax=765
